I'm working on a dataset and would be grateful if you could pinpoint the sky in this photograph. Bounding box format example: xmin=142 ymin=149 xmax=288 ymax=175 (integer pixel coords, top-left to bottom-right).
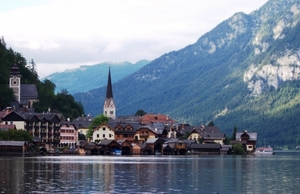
xmin=1 ymin=0 xmax=268 ymax=78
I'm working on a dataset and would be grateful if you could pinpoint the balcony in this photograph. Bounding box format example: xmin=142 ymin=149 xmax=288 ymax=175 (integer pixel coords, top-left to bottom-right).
xmin=34 ymin=132 xmax=39 ymax=136
xmin=41 ymin=132 xmax=46 ymax=137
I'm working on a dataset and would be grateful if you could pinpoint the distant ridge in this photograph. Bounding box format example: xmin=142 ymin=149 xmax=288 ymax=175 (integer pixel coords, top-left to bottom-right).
xmin=43 ymin=60 xmax=150 ymax=94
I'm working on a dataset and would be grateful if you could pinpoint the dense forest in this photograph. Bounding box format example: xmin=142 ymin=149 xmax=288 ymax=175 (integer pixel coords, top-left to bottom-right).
xmin=0 ymin=37 xmax=84 ymax=120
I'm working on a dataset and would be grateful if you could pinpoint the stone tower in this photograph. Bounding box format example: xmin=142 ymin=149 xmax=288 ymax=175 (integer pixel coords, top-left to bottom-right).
xmin=9 ymin=64 xmax=21 ymax=103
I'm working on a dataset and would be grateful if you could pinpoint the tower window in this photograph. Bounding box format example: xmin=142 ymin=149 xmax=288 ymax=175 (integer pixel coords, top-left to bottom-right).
xmin=110 ymin=111 xmax=114 ymax=114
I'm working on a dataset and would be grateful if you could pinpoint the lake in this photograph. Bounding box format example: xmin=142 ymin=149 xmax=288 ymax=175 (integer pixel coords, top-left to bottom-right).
xmin=0 ymin=151 xmax=299 ymax=193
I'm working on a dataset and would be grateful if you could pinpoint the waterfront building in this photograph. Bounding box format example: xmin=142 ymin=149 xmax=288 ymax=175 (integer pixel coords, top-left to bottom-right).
xmin=59 ymin=122 xmax=78 ymax=148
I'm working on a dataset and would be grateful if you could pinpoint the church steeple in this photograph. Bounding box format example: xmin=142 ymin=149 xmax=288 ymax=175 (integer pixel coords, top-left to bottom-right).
xmin=103 ymin=67 xmax=116 ymax=118
xmin=106 ymin=67 xmax=113 ymax=98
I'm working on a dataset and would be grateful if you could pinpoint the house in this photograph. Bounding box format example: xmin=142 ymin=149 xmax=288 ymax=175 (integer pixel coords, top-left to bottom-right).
xmin=189 ymin=143 xmax=221 ymax=155
xmin=93 ymin=123 xmax=114 ymax=142
xmin=132 ymin=143 xmax=142 ymax=155
xmin=1 ymin=110 xmax=61 ymax=151
xmin=0 ymin=141 xmax=28 ymax=155
xmin=117 ymin=139 xmax=132 ymax=155
xmin=163 ymin=139 xmax=188 ymax=155
xmin=84 ymin=142 xmax=99 ymax=155
xmin=231 ymin=131 xmax=257 ymax=153
xmin=188 ymin=125 xmax=225 ymax=144
xmin=97 ymin=139 xmax=121 ymax=155
xmin=112 ymin=122 xmax=139 ymax=143
xmin=134 ymin=125 xmax=158 ymax=143
xmin=60 ymin=122 xmax=78 ymax=148
xmin=144 ymin=138 xmax=166 ymax=155
xmin=72 ymin=115 xmax=92 ymax=137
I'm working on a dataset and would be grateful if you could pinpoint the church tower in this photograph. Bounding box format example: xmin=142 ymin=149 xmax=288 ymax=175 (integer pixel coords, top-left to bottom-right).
xmin=103 ymin=67 xmax=116 ymax=118
xmin=9 ymin=64 xmax=21 ymax=103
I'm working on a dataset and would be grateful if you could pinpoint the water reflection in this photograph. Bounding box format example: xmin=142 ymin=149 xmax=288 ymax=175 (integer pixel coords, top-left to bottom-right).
xmin=0 ymin=153 xmax=300 ymax=193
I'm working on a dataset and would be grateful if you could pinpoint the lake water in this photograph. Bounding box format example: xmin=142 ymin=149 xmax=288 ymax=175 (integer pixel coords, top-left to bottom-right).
xmin=0 ymin=151 xmax=300 ymax=193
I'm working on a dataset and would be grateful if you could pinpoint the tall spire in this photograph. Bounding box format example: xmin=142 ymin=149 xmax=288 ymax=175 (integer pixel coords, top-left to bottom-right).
xmin=103 ymin=67 xmax=116 ymax=118
xmin=106 ymin=67 xmax=113 ymax=98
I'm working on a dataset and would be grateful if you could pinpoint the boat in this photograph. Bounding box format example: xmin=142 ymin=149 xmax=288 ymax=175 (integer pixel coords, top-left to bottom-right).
xmin=254 ymin=146 xmax=274 ymax=155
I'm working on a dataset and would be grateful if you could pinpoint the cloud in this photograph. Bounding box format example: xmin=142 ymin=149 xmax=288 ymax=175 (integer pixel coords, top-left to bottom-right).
xmin=1 ymin=0 xmax=268 ymax=78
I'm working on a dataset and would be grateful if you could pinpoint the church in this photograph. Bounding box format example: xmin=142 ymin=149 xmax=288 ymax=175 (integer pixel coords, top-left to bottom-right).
xmin=9 ymin=64 xmax=38 ymax=109
xmin=103 ymin=67 xmax=116 ymax=118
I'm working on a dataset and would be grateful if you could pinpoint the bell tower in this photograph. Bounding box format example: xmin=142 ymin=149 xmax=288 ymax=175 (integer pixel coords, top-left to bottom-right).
xmin=103 ymin=67 xmax=116 ymax=118
xmin=9 ymin=64 xmax=21 ymax=103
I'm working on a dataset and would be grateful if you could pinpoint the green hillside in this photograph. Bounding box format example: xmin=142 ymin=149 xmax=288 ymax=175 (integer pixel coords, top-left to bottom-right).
xmin=74 ymin=0 xmax=300 ymax=148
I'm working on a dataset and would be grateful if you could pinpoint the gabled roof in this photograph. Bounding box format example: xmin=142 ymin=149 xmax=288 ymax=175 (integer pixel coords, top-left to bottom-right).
xmin=236 ymin=131 xmax=257 ymax=141
xmin=98 ymin=139 xmax=120 ymax=146
xmin=200 ymin=132 xmax=225 ymax=139
xmin=0 ymin=141 xmax=27 ymax=146
xmin=139 ymin=113 xmax=176 ymax=124
xmin=72 ymin=117 xmax=92 ymax=128
xmin=85 ymin=142 xmax=98 ymax=150
xmin=60 ymin=121 xmax=78 ymax=129
xmin=112 ymin=115 xmax=140 ymax=123
xmin=2 ymin=111 xmax=25 ymax=121
xmin=145 ymin=138 xmax=166 ymax=144
xmin=20 ymin=84 xmax=38 ymax=104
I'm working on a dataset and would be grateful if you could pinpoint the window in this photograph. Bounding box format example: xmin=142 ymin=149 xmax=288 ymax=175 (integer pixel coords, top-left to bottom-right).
xmin=109 ymin=134 xmax=112 ymax=138
xmin=103 ymin=134 xmax=105 ymax=138
xmin=103 ymin=127 xmax=106 ymax=131
xmin=110 ymin=111 xmax=114 ymax=114
xmin=97 ymin=134 xmax=99 ymax=138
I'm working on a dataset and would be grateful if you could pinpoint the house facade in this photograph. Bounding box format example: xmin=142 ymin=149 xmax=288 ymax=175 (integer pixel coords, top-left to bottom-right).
xmin=93 ymin=123 xmax=115 ymax=142
xmin=60 ymin=122 xmax=78 ymax=148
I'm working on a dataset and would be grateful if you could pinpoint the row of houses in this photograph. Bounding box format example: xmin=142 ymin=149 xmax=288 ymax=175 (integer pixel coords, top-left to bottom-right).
xmin=0 ymin=108 xmax=257 ymax=155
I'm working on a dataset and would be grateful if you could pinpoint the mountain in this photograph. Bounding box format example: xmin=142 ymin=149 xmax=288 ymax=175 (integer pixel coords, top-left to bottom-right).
xmin=74 ymin=0 xmax=300 ymax=148
xmin=43 ymin=60 xmax=149 ymax=94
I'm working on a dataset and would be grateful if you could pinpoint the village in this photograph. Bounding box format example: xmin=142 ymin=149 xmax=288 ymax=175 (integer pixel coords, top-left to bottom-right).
xmin=0 ymin=65 xmax=258 ymax=156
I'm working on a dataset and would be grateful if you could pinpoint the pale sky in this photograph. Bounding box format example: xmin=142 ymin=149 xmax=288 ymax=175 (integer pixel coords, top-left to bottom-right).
xmin=1 ymin=0 xmax=268 ymax=78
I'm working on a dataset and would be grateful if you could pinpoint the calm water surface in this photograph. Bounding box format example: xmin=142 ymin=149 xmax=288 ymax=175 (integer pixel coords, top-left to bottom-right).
xmin=0 ymin=152 xmax=300 ymax=193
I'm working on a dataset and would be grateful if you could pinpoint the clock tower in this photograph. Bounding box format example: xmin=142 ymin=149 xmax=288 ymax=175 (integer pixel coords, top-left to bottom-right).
xmin=9 ymin=64 xmax=21 ymax=103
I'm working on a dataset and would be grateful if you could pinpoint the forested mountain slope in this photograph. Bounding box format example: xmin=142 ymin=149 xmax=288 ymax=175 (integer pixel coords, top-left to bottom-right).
xmin=74 ymin=0 xmax=300 ymax=148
